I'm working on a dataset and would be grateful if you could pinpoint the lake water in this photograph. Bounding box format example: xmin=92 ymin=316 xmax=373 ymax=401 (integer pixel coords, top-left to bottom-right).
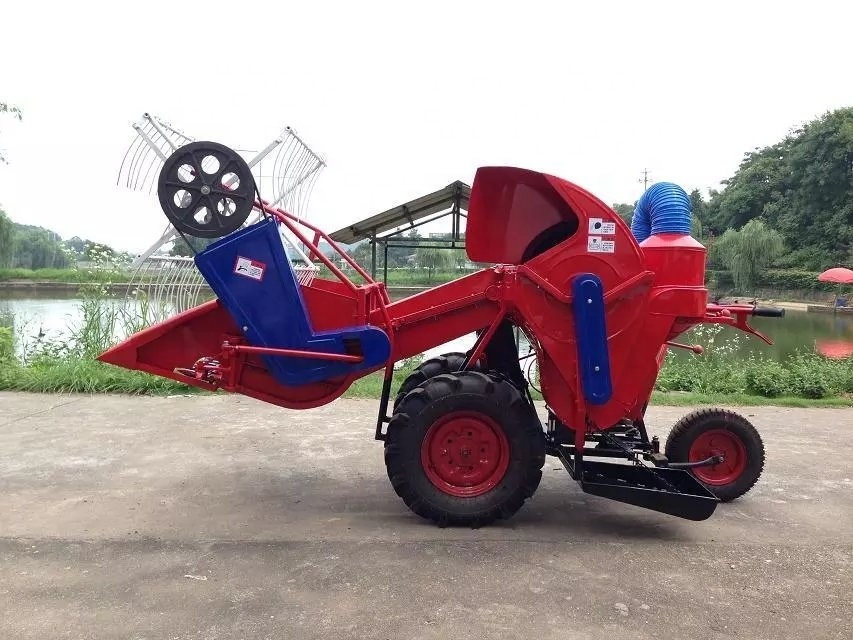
xmin=2 ymin=290 xmax=853 ymax=362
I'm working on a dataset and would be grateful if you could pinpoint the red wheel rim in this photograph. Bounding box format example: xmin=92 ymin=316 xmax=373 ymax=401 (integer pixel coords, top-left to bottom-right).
xmin=688 ymin=428 xmax=748 ymax=486
xmin=420 ymin=411 xmax=510 ymax=497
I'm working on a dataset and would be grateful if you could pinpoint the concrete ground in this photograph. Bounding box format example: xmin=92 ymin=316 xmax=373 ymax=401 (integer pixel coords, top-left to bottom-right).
xmin=0 ymin=392 xmax=850 ymax=640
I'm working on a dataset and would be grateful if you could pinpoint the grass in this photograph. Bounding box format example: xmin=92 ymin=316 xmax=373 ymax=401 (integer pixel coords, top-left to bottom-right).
xmin=380 ymin=269 xmax=475 ymax=286
xmin=0 ymin=268 xmax=133 ymax=283
xmin=649 ymin=391 xmax=853 ymax=408
xmin=0 ymin=359 xmax=204 ymax=395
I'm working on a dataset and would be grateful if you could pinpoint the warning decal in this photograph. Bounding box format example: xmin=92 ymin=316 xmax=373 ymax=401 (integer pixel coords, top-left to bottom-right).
xmin=588 ymin=218 xmax=617 ymax=235
xmin=234 ymin=256 xmax=266 ymax=281
xmin=587 ymin=236 xmax=615 ymax=253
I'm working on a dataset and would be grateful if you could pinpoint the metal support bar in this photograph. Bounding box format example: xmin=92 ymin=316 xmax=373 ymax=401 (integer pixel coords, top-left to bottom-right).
xmin=371 ymin=234 xmax=377 ymax=279
xmin=376 ymin=209 xmax=466 ymax=241
xmin=146 ymin=115 xmax=179 ymax=153
xmin=223 ymin=343 xmax=363 ymax=363
xmin=383 ymin=243 xmax=389 ymax=285
xmin=669 ymin=455 xmax=724 ymax=470
xmin=375 ymin=368 xmax=395 ymax=441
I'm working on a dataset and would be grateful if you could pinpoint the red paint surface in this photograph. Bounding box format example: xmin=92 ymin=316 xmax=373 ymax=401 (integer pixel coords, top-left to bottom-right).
xmin=688 ymin=429 xmax=748 ymax=486
xmin=420 ymin=411 xmax=510 ymax=497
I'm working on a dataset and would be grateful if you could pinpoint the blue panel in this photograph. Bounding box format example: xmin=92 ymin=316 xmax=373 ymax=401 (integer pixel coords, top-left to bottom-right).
xmin=571 ymin=274 xmax=613 ymax=405
xmin=195 ymin=217 xmax=390 ymax=386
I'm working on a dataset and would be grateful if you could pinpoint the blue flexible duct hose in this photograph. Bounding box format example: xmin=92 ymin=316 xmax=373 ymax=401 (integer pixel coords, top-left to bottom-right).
xmin=630 ymin=182 xmax=692 ymax=243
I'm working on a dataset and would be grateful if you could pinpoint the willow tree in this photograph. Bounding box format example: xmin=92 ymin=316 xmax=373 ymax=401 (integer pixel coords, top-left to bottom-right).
xmin=415 ymin=246 xmax=451 ymax=281
xmin=712 ymin=220 xmax=784 ymax=292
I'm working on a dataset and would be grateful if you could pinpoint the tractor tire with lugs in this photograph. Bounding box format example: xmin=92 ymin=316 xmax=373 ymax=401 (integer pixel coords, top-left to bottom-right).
xmin=385 ymin=371 xmax=545 ymax=527
xmin=665 ymin=408 xmax=765 ymax=502
xmin=394 ymin=352 xmax=478 ymax=410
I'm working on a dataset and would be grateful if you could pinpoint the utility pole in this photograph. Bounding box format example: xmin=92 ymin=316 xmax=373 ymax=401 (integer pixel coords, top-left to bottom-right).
xmin=639 ymin=168 xmax=651 ymax=191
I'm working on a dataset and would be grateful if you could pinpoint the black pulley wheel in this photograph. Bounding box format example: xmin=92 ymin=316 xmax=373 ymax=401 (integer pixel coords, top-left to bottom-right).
xmin=157 ymin=141 xmax=256 ymax=238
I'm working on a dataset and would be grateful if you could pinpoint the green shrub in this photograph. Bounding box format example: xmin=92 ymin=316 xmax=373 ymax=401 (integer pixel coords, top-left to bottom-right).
xmin=655 ymin=362 xmax=695 ymax=392
xmin=787 ymin=354 xmax=832 ymax=399
xmin=745 ymin=360 xmax=790 ymax=397
xmin=760 ymin=269 xmax=836 ymax=292
xmin=706 ymin=268 xmax=839 ymax=294
xmin=0 ymin=326 xmax=14 ymax=363
xmin=789 ymin=368 xmax=829 ymax=399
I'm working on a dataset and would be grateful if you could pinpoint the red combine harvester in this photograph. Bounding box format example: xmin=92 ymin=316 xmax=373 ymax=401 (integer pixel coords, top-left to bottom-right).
xmin=100 ymin=141 xmax=784 ymax=526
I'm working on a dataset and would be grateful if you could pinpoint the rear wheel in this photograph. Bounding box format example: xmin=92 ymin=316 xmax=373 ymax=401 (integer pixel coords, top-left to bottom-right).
xmin=385 ymin=371 xmax=545 ymax=527
xmin=394 ymin=352 xmax=478 ymax=410
xmin=665 ymin=408 xmax=764 ymax=502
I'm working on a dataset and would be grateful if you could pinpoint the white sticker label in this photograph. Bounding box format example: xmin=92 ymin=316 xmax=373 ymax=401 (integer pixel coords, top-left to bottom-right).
xmin=234 ymin=256 xmax=266 ymax=281
xmin=588 ymin=218 xmax=617 ymax=235
xmin=587 ymin=236 xmax=615 ymax=253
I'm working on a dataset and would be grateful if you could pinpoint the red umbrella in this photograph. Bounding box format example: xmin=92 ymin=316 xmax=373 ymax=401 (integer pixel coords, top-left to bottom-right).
xmin=818 ymin=268 xmax=853 ymax=309
xmin=818 ymin=267 xmax=853 ymax=283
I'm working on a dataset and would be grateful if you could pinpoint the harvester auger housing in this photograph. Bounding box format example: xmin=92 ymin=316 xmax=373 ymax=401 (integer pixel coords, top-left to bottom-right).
xmin=101 ymin=141 xmax=784 ymax=526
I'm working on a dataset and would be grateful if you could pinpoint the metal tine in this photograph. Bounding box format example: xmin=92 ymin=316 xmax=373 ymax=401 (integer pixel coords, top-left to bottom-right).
xmin=120 ymin=115 xmax=327 ymax=316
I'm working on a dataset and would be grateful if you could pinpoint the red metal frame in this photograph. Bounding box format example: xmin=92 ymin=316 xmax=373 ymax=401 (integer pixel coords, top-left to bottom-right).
xmin=222 ymin=342 xmax=364 ymax=363
xmin=100 ymin=166 xmax=777 ymax=439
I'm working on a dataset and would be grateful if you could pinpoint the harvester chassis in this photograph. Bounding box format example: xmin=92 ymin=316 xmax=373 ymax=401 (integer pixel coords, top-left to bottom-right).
xmin=376 ymin=345 xmax=728 ymax=524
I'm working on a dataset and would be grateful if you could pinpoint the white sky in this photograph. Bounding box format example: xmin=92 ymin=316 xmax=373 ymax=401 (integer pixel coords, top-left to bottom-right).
xmin=1 ymin=0 xmax=852 ymax=253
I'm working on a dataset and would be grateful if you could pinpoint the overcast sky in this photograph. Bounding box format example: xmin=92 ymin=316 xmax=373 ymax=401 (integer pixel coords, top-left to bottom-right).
xmin=1 ymin=0 xmax=852 ymax=253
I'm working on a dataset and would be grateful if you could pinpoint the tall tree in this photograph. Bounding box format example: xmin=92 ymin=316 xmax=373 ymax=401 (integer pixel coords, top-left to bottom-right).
xmin=415 ymin=246 xmax=451 ymax=281
xmin=707 ymin=108 xmax=853 ymax=268
xmin=12 ymin=226 xmax=70 ymax=269
xmin=711 ymin=220 xmax=784 ymax=292
xmin=348 ymin=241 xmax=378 ymax=270
xmin=0 ymin=209 xmax=15 ymax=267
xmin=611 ymin=203 xmax=634 ymax=226
xmin=689 ymin=189 xmax=710 ymax=227
xmin=169 ymin=236 xmax=214 ymax=257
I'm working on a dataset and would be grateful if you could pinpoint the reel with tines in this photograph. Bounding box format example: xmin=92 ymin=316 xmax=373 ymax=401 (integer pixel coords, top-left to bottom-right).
xmin=157 ymin=141 xmax=256 ymax=238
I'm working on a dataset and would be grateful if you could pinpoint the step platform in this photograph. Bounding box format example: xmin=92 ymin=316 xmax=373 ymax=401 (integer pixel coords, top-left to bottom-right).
xmin=576 ymin=459 xmax=718 ymax=521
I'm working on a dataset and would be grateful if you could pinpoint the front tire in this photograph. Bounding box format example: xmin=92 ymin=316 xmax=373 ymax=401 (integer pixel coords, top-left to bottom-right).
xmin=665 ymin=409 xmax=765 ymax=502
xmin=384 ymin=371 xmax=545 ymax=527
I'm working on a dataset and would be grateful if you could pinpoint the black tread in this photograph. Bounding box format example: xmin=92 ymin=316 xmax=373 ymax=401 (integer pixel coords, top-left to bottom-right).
xmin=384 ymin=371 xmax=545 ymax=527
xmin=665 ymin=408 xmax=765 ymax=502
xmin=393 ymin=352 xmax=476 ymax=410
